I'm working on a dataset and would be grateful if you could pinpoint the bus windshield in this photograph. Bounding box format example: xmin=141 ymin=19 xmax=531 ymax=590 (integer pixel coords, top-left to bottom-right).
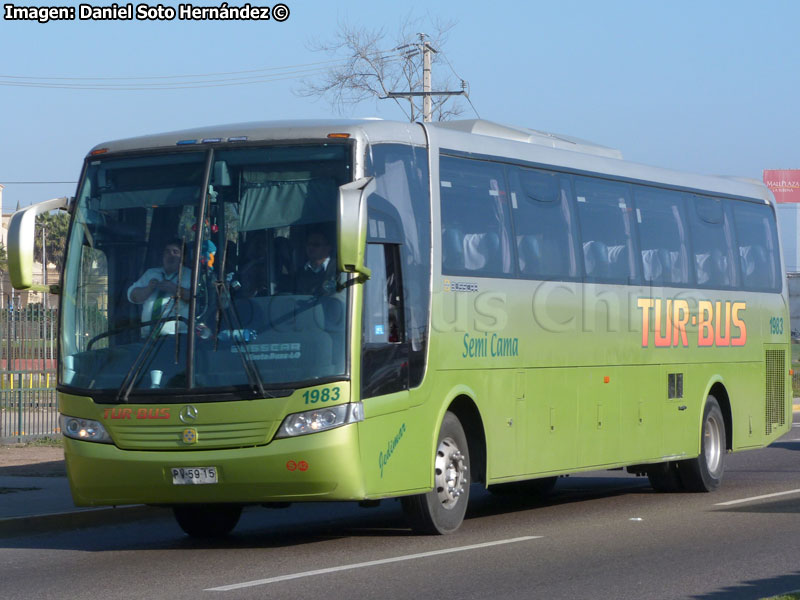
xmin=60 ymin=144 xmax=351 ymax=399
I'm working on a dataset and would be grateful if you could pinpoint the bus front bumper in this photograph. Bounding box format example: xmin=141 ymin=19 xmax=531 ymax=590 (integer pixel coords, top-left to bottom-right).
xmin=64 ymin=424 xmax=365 ymax=506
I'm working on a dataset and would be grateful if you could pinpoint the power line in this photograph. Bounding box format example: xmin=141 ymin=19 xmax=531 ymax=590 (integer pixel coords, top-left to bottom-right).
xmin=438 ymin=51 xmax=480 ymax=119
xmin=0 ymin=50 xmax=408 ymax=91
xmin=0 ymin=57 xmax=350 ymax=81
xmin=0 ymin=66 xmax=337 ymax=90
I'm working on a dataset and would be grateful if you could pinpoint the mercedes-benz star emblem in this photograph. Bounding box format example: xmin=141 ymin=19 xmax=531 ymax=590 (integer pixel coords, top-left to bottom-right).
xmin=179 ymin=405 xmax=198 ymax=424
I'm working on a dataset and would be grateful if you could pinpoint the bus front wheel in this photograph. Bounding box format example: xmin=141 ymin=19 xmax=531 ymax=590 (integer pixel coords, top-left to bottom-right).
xmin=401 ymin=412 xmax=470 ymax=534
xmin=679 ymin=395 xmax=726 ymax=492
xmin=173 ymin=504 xmax=242 ymax=538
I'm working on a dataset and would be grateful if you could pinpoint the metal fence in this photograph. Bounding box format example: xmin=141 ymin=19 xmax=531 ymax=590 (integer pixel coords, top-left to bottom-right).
xmin=0 ymin=306 xmax=59 ymax=443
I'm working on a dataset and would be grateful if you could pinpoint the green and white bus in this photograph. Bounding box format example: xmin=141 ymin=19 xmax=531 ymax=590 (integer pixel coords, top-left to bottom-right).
xmin=8 ymin=119 xmax=791 ymax=536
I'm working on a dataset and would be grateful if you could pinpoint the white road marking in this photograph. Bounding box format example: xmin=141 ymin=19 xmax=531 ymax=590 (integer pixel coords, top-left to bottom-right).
xmin=205 ymin=536 xmax=542 ymax=591
xmin=715 ymin=488 xmax=800 ymax=506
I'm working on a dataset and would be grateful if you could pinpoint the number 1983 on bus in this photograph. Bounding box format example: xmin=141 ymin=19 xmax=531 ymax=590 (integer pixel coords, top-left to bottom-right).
xmin=303 ymin=386 xmax=341 ymax=404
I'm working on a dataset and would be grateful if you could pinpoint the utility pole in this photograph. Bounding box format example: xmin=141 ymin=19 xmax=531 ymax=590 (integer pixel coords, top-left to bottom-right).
xmin=42 ymin=225 xmax=47 ymax=310
xmin=422 ymin=33 xmax=432 ymax=122
xmin=384 ymin=32 xmax=465 ymax=122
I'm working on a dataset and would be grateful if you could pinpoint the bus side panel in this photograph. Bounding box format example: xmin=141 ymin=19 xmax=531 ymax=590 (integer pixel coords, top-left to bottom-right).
xmin=577 ymin=366 xmax=620 ymax=467
xmin=482 ymin=370 xmax=519 ymax=478
xmin=618 ymin=365 xmax=662 ymax=464
xmin=660 ymin=363 xmax=694 ymax=459
xmin=524 ymin=367 xmax=578 ymax=474
xmin=726 ymin=360 xmax=765 ymax=451
xmin=358 ymin=399 xmax=433 ymax=498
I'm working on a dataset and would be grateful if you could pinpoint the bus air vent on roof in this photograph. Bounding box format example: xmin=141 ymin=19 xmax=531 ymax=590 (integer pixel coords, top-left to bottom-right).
xmin=430 ymin=119 xmax=623 ymax=160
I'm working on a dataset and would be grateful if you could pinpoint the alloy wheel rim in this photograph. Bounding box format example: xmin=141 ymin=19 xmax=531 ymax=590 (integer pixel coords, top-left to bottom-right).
xmin=434 ymin=436 xmax=468 ymax=509
xmin=704 ymin=413 xmax=722 ymax=476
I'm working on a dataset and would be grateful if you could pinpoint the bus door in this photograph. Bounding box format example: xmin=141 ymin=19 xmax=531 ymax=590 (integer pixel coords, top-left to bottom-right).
xmin=361 ymin=242 xmax=409 ymax=398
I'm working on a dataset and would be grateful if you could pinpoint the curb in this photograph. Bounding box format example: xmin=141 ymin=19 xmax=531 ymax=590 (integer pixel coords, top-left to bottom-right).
xmin=0 ymin=505 xmax=171 ymax=538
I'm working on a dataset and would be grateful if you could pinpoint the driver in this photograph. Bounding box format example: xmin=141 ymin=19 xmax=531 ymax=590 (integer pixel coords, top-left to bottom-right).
xmin=294 ymin=229 xmax=337 ymax=295
xmin=128 ymin=239 xmax=191 ymax=335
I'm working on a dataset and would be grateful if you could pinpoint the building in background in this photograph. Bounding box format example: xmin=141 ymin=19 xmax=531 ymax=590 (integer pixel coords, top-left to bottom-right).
xmin=764 ymin=169 xmax=800 ymax=273
xmin=764 ymin=169 xmax=800 ymax=337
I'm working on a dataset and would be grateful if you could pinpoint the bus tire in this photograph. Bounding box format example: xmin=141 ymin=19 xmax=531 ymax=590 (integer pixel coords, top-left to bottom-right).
xmin=647 ymin=462 xmax=684 ymax=492
xmin=401 ymin=412 xmax=470 ymax=535
xmin=173 ymin=504 xmax=242 ymax=538
xmin=679 ymin=395 xmax=726 ymax=492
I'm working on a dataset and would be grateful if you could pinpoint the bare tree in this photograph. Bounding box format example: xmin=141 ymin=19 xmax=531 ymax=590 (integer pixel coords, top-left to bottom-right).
xmin=296 ymin=16 xmax=467 ymax=122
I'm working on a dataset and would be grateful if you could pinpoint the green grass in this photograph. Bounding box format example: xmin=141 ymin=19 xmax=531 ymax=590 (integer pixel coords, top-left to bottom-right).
xmin=761 ymin=593 xmax=800 ymax=600
xmin=22 ymin=436 xmax=63 ymax=448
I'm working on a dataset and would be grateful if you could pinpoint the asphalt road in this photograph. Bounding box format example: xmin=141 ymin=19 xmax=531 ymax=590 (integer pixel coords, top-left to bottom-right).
xmin=3 ymin=416 xmax=800 ymax=600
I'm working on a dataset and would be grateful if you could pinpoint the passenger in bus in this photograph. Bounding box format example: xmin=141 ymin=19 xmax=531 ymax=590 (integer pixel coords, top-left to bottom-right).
xmin=127 ymin=239 xmax=191 ymax=335
xmin=236 ymin=230 xmax=270 ymax=297
xmin=294 ymin=229 xmax=337 ymax=295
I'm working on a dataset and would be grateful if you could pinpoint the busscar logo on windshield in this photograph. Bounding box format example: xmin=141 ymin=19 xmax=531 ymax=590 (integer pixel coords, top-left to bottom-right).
xmin=231 ymin=342 xmax=301 ymax=360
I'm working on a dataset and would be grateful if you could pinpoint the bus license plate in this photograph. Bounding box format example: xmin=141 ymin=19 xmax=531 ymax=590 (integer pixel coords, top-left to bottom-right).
xmin=171 ymin=467 xmax=218 ymax=485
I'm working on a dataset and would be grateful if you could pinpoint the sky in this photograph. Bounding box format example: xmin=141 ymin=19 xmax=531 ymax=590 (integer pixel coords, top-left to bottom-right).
xmin=1 ymin=0 xmax=799 ymax=210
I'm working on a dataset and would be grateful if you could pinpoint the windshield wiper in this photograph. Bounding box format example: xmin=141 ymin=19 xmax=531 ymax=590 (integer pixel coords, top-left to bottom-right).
xmin=116 ymin=296 xmax=182 ymax=402
xmin=211 ymin=275 xmax=268 ymax=398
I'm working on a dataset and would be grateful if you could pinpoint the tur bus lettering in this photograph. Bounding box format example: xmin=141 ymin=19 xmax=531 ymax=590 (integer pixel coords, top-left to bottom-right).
xmin=638 ymin=298 xmax=746 ymax=348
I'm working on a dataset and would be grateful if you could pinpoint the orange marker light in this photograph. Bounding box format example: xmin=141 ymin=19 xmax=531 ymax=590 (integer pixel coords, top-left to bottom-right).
xmin=603 ymin=376 xmax=610 ymax=384
xmin=327 ymin=133 xmax=350 ymax=138
xmin=90 ymin=148 xmax=109 ymax=156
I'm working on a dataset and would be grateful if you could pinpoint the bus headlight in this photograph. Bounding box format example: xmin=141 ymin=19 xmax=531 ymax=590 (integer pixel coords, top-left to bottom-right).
xmin=60 ymin=414 xmax=113 ymax=444
xmin=275 ymin=402 xmax=364 ymax=438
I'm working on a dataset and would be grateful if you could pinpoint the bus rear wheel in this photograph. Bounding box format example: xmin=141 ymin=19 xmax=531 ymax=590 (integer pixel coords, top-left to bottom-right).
xmin=401 ymin=412 xmax=470 ymax=534
xmin=173 ymin=504 xmax=242 ymax=538
xmin=647 ymin=462 xmax=684 ymax=492
xmin=679 ymin=395 xmax=726 ymax=492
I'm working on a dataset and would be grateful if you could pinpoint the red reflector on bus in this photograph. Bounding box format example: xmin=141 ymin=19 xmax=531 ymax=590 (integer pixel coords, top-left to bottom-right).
xmin=90 ymin=148 xmax=109 ymax=156
xmin=327 ymin=133 xmax=350 ymax=138
xmin=603 ymin=376 xmax=610 ymax=383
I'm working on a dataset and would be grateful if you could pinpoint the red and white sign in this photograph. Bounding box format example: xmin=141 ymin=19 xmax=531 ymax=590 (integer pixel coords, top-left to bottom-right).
xmin=763 ymin=169 xmax=800 ymax=203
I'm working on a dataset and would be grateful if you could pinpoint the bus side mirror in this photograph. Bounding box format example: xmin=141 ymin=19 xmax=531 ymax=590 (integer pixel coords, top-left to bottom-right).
xmin=337 ymin=177 xmax=375 ymax=281
xmin=7 ymin=197 xmax=70 ymax=293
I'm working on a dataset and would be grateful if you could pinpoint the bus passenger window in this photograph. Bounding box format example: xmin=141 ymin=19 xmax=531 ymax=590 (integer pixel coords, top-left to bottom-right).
xmin=510 ymin=167 xmax=578 ymax=280
xmin=634 ymin=187 xmax=690 ymax=286
xmin=440 ymin=156 xmax=513 ymax=277
xmin=689 ymin=196 xmax=737 ymax=289
xmin=732 ymin=202 xmax=780 ymax=292
xmin=573 ymin=177 xmax=639 ymax=284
